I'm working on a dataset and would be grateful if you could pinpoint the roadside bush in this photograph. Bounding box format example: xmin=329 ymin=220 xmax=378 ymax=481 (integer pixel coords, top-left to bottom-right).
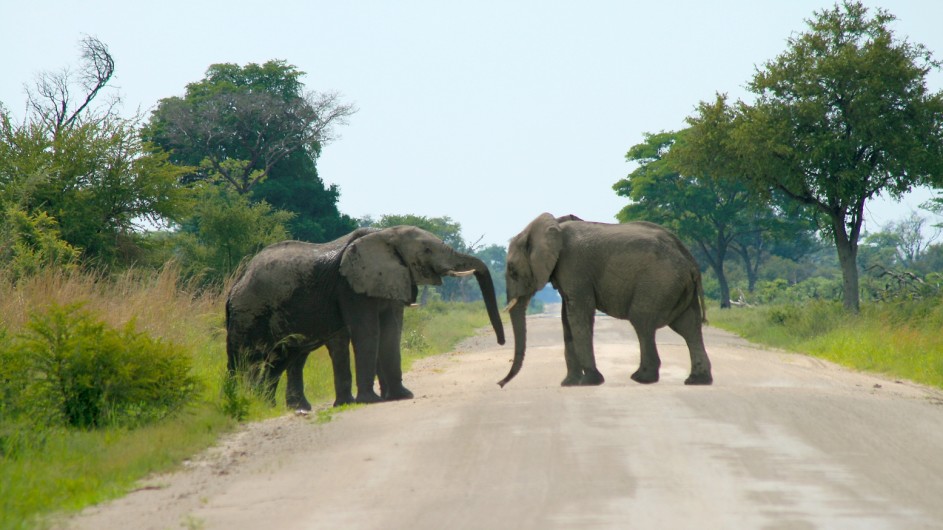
xmin=764 ymin=300 xmax=844 ymax=339
xmin=5 ymin=303 xmax=198 ymax=430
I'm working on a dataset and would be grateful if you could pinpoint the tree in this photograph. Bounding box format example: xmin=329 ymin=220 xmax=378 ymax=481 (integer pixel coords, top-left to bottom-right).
xmin=733 ymin=1 xmax=943 ymax=311
xmin=145 ymin=60 xmax=357 ymax=242
xmin=26 ymin=35 xmax=118 ymax=139
xmin=1 ymin=37 xmax=190 ymax=266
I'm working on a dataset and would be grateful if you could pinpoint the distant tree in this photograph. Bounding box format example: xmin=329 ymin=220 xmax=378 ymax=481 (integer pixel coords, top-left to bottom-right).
xmin=144 ymin=60 xmax=357 ymax=242
xmin=474 ymin=244 xmax=508 ymax=304
xmin=732 ymin=1 xmax=943 ymax=311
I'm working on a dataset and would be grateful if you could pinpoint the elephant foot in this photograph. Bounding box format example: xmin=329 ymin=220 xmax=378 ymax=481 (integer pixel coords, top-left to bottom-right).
xmin=631 ymin=368 xmax=659 ymax=384
xmin=684 ymin=372 xmax=713 ymax=385
xmin=355 ymin=390 xmax=384 ymax=404
xmin=383 ymin=384 xmax=414 ymax=401
xmin=560 ymin=373 xmax=582 ymax=386
xmin=579 ymin=369 xmax=605 ymax=386
xmin=332 ymin=394 xmax=356 ymax=408
xmin=287 ymin=396 xmax=313 ymax=412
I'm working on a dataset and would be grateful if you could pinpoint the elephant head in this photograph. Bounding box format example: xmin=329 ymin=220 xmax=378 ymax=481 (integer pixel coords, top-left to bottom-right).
xmin=499 ymin=213 xmax=581 ymax=387
xmin=340 ymin=225 xmax=506 ymax=345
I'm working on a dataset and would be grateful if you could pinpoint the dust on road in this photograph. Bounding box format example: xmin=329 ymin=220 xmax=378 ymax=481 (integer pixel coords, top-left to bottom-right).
xmin=60 ymin=308 xmax=943 ymax=529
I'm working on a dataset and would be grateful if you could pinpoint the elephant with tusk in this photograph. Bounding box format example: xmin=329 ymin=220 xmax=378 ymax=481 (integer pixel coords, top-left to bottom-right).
xmin=499 ymin=213 xmax=712 ymax=388
xmin=226 ymin=225 xmax=506 ymax=409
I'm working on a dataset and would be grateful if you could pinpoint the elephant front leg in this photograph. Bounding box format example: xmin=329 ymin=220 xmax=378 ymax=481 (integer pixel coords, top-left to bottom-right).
xmin=327 ymin=332 xmax=356 ymax=406
xmin=563 ymin=299 xmax=604 ymax=386
xmin=377 ymin=302 xmax=413 ymax=401
xmin=560 ymin=302 xmax=584 ymax=386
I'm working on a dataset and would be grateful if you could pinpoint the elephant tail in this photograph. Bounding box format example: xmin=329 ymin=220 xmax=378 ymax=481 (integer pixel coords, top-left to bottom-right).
xmin=695 ymin=270 xmax=708 ymax=325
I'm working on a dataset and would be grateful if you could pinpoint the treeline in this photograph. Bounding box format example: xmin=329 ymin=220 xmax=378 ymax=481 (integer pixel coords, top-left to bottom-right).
xmin=613 ymin=2 xmax=943 ymax=312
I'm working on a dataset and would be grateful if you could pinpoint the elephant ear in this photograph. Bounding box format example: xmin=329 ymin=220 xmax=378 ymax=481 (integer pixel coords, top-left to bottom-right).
xmin=339 ymin=231 xmax=413 ymax=302
xmin=527 ymin=213 xmax=563 ymax=289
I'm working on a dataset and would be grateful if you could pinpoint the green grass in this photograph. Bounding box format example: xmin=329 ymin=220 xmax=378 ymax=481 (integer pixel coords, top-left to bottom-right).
xmin=0 ymin=268 xmax=495 ymax=529
xmin=708 ymin=300 xmax=943 ymax=389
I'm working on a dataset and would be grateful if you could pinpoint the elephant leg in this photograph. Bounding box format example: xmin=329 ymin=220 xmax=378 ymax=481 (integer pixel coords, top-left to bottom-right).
xmin=631 ymin=323 xmax=661 ymax=384
xmin=327 ymin=331 xmax=356 ymax=407
xmin=560 ymin=301 xmax=583 ymax=386
xmin=344 ymin=306 xmax=383 ymax=404
xmin=564 ymin=299 xmax=604 ymax=386
xmin=669 ymin=306 xmax=713 ymax=385
xmin=284 ymin=349 xmax=312 ymax=411
xmin=378 ymin=302 xmax=413 ymax=401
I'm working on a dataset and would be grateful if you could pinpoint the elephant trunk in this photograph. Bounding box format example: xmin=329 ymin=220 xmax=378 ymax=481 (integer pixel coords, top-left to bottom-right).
xmin=498 ymin=295 xmax=530 ymax=387
xmin=453 ymin=254 xmax=506 ymax=345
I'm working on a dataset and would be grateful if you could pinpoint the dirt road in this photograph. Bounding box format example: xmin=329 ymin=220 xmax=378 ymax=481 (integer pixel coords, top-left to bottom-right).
xmin=62 ymin=308 xmax=943 ymax=529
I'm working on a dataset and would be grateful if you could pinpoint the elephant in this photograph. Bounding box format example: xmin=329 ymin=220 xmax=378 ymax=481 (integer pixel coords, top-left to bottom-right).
xmin=226 ymin=225 xmax=506 ymax=410
xmin=497 ymin=213 xmax=712 ymax=388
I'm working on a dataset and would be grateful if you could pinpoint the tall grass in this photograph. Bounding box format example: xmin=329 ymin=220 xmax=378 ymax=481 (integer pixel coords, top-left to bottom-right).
xmin=0 ymin=268 xmax=494 ymax=529
xmin=709 ymin=300 xmax=943 ymax=389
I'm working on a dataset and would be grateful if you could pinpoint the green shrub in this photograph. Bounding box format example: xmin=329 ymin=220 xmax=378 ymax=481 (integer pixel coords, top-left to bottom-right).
xmin=7 ymin=303 xmax=198 ymax=430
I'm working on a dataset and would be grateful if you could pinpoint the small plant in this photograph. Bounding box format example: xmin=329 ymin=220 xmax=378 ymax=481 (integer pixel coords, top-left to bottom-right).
xmin=220 ymin=374 xmax=251 ymax=421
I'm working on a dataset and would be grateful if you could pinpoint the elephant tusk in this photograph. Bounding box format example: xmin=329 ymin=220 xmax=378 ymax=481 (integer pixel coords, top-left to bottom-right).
xmin=448 ymin=269 xmax=476 ymax=277
xmin=504 ymin=297 xmax=518 ymax=312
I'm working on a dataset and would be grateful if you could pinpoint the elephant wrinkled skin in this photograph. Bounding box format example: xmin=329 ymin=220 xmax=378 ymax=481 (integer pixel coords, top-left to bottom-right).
xmin=227 ymin=226 xmax=505 ymax=410
xmin=499 ymin=213 xmax=712 ymax=388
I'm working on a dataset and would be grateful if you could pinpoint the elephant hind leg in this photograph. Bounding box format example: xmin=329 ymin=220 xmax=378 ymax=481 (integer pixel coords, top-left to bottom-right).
xmin=669 ymin=305 xmax=713 ymax=385
xmin=285 ymin=348 xmax=313 ymax=411
xmin=630 ymin=323 xmax=660 ymax=384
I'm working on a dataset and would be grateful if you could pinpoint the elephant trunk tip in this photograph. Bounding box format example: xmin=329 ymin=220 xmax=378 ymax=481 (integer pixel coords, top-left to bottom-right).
xmin=497 ymin=357 xmax=523 ymax=388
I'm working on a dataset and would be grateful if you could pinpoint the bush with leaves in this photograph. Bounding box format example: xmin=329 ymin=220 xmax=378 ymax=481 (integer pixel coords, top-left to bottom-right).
xmin=0 ymin=205 xmax=80 ymax=282
xmin=3 ymin=304 xmax=198 ymax=429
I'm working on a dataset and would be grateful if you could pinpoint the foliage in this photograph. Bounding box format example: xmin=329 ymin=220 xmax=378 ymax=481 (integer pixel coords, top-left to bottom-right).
xmin=731 ymin=1 xmax=943 ymax=311
xmin=2 ymin=304 xmax=198 ymax=430
xmin=0 ymin=205 xmax=80 ymax=282
xmin=144 ymin=60 xmax=357 ymax=243
xmin=170 ymin=184 xmax=294 ymax=283
xmin=0 ymin=39 xmax=192 ymax=268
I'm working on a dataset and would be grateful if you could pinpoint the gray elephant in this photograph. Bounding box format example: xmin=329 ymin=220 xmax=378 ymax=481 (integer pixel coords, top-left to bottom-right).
xmin=227 ymin=225 xmax=506 ymax=410
xmin=498 ymin=213 xmax=712 ymax=387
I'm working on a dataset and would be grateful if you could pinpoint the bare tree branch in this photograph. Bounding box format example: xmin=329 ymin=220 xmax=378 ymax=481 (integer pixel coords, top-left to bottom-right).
xmin=25 ymin=35 xmax=116 ymax=138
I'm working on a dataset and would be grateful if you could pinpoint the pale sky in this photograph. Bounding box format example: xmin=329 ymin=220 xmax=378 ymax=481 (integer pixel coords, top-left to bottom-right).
xmin=2 ymin=1 xmax=942 ymax=246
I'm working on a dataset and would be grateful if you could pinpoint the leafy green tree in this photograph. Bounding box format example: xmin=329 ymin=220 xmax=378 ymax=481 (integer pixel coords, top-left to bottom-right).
xmin=732 ymin=1 xmax=943 ymax=311
xmin=145 ymin=60 xmax=357 ymax=242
